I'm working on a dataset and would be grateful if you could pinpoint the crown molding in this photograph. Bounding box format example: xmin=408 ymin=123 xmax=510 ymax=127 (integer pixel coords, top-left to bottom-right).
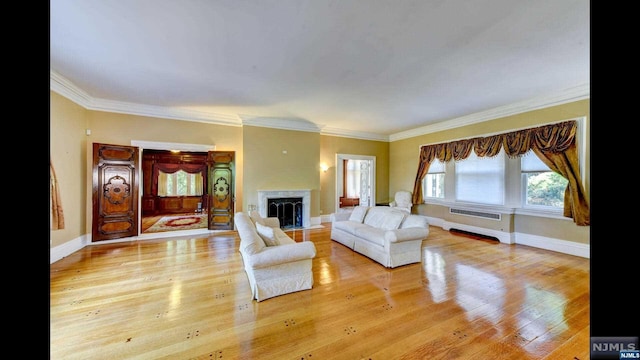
xmin=319 ymin=126 xmax=389 ymax=142
xmin=389 ymin=83 xmax=590 ymax=141
xmin=240 ymin=115 xmax=322 ymax=133
xmin=50 ymin=70 xmax=242 ymax=126
xmin=89 ymin=99 xmax=242 ymax=126
xmin=130 ymin=140 xmax=216 ymax=152
xmin=50 ymin=70 xmax=93 ymax=107
xmin=52 ymin=70 xmax=588 ymax=142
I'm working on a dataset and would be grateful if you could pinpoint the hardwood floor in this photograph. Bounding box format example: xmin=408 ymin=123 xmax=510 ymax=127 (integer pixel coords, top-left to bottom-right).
xmin=50 ymin=223 xmax=590 ymax=359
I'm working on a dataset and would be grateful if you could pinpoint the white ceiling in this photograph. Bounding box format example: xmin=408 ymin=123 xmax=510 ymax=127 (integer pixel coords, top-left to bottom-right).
xmin=50 ymin=0 xmax=589 ymax=141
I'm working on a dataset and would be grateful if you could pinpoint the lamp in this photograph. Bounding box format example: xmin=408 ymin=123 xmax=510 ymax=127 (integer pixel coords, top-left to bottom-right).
xmin=320 ymin=163 xmax=329 ymax=173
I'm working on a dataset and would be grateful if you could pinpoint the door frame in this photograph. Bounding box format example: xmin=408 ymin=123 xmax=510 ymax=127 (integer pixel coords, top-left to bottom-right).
xmin=131 ymin=140 xmax=216 ymax=233
xmin=335 ymin=154 xmax=376 ymax=213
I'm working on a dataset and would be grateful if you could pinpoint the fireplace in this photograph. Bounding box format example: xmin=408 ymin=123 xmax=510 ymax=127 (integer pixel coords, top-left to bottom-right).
xmin=268 ymin=197 xmax=302 ymax=228
xmin=258 ymin=189 xmax=311 ymax=228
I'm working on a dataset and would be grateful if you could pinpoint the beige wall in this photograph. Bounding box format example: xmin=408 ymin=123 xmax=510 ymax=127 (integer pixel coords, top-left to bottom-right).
xmin=319 ymin=136 xmax=390 ymax=214
xmin=50 ymin=91 xmax=88 ymax=248
xmin=242 ymin=126 xmax=321 ymax=217
xmin=389 ymin=99 xmax=590 ymax=244
xmin=84 ymin=110 xmax=244 ymax=235
xmin=51 ymin=88 xmax=589 ymax=251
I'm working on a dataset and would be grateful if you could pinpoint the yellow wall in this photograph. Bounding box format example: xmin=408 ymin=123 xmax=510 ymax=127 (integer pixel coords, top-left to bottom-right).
xmin=84 ymin=109 xmax=244 ymax=235
xmin=50 ymin=88 xmax=589 ymax=251
xmin=50 ymin=92 xmax=87 ymax=248
xmin=389 ymin=99 xmax=590 ymax=244
xmin=319 ymin=136 xmax=390 ymax=214
xmin=242 ymin=126 xmax=321 ymax=217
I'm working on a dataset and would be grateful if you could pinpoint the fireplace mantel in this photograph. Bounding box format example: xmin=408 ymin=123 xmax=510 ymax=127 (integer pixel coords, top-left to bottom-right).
xmin=258 ymin=189 xmax=311 ymax=228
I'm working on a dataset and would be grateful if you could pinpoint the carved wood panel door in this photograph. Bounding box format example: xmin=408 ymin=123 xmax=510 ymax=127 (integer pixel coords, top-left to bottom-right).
xmin=207 ymin=151 xmax=234 ymax=230
xmin=92 ymin=143 xmax=139 ymax=242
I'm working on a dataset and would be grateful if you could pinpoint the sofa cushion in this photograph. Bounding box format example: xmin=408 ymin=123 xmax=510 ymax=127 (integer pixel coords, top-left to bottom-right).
xmin=354 ymin=226 xmax=386 ymax=246
xmin=274 ymin=229 xmax=295 ymax=245
xmin=256 ymin=222 xmax=279 ymax=246
xmin=401 ymin=214 xmax=429 ymax=229
xmin=334 ymin=220 xmax=370 ymax=236
xmin=250 ymin=210 xmax=266 ymax=226
xmin=250 ymin=210 xmax=281 ymax=228
xmin=348 ymin=206 xmax=369 ymax=223
xmin=364 ymin=207 xmax=405 ymax=230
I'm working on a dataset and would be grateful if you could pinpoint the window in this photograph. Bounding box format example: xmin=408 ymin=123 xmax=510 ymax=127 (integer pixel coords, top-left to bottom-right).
xmin=521 ymin=152 xmax=567 ymax=209
xmin=420 ymin=149 xmax=565 ymax=211
xmin=419 ymin=117 xmax=584 ymax=216
xmin=345 ymin=159 xmax=362 ymax=198
xmin=423 ymin=158 xmax=445 ymax=199
xmin=455 ymin=151 xmax=505 ymax=205
xmin=158 ymin=170 xmax=203 ymax=197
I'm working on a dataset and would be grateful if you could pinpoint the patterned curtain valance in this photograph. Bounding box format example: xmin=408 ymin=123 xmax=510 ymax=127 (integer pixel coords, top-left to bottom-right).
xmin=411 ymin=120 xmax=589 ymax=226
xmin=421 ymin=120 xmax=577 ymax=161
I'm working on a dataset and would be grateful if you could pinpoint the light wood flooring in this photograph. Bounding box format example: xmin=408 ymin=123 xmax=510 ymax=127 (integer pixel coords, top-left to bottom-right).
xmin=50 ymin=223 xmax=590 ymax=359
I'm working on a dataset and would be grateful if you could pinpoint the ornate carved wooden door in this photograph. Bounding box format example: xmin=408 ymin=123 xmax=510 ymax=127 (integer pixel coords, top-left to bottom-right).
xmin=92 ymin=143 xmax=139 ymax=241
xmin=207 ymin=151 xmax=234 ymax=230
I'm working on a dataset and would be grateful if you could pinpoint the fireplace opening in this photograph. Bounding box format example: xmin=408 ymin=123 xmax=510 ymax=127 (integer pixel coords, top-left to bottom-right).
xmin=267 ymin=197 xmax=303 ymax=229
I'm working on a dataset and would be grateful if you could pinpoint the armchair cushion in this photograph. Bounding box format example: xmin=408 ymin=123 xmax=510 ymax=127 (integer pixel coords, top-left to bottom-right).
xmin=236 ymin=212 xmax=316 ymax=301
xmin=389 ymin=191 xmax=413 ymax=213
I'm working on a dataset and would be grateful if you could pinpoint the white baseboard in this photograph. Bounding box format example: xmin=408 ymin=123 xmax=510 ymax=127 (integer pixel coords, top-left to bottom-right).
xmin=50 ymin=234 xmax=90 ymax=264
xmin=51 ymin=214 xmax=589 ymax=264
xmin=320 ymin=214 xmax=332 ymax=223
xmin=442 ymin=221 xmax=515 ymax=244
xmin=515 ymin=232 xmax=589 ymax=258
xmin=439 ymin=220 xmax=588 ymax=258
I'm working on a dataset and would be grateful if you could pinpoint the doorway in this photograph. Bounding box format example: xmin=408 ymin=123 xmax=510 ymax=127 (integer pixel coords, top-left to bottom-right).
xmin=335 ymin=154 xmax=375 ymax=214
xmin=133 ymin=140 xmax=215 ymax=235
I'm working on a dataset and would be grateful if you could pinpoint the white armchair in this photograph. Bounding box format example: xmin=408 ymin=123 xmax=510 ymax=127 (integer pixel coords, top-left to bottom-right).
xmin=389 ymin=191 xmax=413 ymax=213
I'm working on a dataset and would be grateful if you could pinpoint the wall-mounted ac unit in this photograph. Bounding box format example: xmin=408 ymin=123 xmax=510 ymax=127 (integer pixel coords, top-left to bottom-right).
xmin=449 ymin=207 xmax=501 ymax=221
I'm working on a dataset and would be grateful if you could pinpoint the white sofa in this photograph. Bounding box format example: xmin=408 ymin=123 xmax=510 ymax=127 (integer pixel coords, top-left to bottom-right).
xmin=331 ymin=206 xmax=429 ymax=268
xmin=235 ymin=211 xmax=317 ymax=302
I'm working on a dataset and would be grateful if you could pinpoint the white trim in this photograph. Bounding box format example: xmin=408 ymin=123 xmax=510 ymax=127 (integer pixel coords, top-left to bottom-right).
xmin=515 ymin=208 xmax=571 ymax=220
xmin=441 ymin=221 xmax=515 ymax=244
xmin=325 ymin=214 xmax=589 ymax=259
xmin=130 ymin=140 xmax=216 ymax=152
xmin=52 ymin=70 xmax=588 ymax=142
xmin=50 ymin=234 xmax=91 ymax=264
xmin=240 ymin=116 xmax=322 ymax=133
xmin=320 ymin=126 xmax=389 ymax=142
xmin=516 ymin=232 xmax=589 ymax=258
xmin=424 ymin=200 xmax=516 ymax=216
xmin=392 ymin=84 xmax=590 ymax=141
xmin=258 ymin=189 xmax=312 ymax=228
xmin=335 ymin=154 xmax=376 ymax=213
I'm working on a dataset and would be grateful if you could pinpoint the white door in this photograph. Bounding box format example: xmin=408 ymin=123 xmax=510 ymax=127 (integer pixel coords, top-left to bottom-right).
xmin=336 ymin=154 xmax=376 ymax=212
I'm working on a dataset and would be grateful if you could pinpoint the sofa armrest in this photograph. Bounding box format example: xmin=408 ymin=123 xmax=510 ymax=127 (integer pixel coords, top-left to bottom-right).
xmin=262 ymin=217 xmax=281 ymax=228
xmin=384 ymin=228 xmax=429 ymax=243
xmin=247 ymin=241 xmax=317 ymax=269
xmin=331 ymin=212 xmax=351 ymax=222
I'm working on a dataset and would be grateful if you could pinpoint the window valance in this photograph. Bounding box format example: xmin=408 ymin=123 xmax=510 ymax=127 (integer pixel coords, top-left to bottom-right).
xmin=152 ymin=163 xmax=207 ymax=196
xmin=411 ymin=120 xmax=590 ymax=226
